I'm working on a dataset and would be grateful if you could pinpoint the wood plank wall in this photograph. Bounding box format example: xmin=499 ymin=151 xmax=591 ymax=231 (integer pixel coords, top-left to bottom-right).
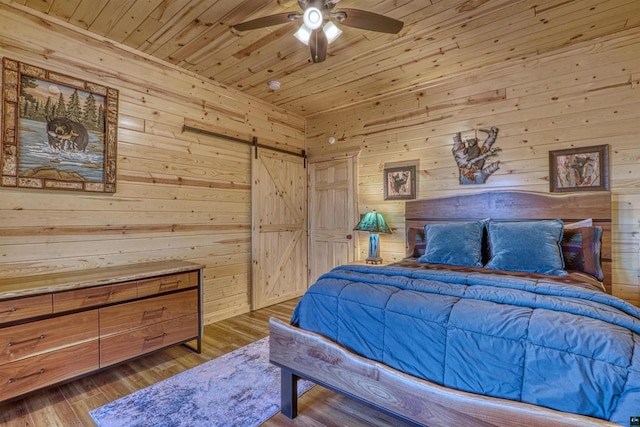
xmin=0 ymin=2 xmax=305 ymax=324
xmin=306 ymin=27 xmax=640 ymax=307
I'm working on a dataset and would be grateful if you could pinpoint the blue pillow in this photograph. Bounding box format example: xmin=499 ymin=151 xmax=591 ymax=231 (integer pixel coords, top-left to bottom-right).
xmin=485 ymin=219 xmax=567 ymax=276
xmin=417 ymin=221 xmax=484 ymax=267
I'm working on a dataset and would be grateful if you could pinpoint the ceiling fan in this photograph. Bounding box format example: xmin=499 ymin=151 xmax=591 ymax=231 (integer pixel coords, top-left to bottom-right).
xmin=232 ymin=0 xmax=404 ymax=63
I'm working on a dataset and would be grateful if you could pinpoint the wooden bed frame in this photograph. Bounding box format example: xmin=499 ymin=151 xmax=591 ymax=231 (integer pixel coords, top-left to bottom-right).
xmin=270 ymin=190 xmax=615 ymax=427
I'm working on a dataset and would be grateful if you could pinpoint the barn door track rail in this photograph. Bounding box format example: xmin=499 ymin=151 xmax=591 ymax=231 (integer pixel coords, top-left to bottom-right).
xmin=182 ymin=124 xmax=306 ymax=167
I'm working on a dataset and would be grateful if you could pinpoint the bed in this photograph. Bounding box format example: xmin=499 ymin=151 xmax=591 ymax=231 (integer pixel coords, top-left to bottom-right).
xmin=269 ymin=190 xmax=640 ymax=427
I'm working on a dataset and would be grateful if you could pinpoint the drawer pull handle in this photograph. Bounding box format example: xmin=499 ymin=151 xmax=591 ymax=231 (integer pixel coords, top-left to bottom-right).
xmin=143 ymin=307 xmax=167 ymax=316
xmin=144 ymin=332 xmax=167 ymax=342
xmin=85 ymin=291 xmax=115 ymax=299
xmin=0 ymin=307 xmax=17 ymax=314
xmin=8 ymin=334 xmax=45 ymax=347
xmin=8 ymin=369 xmax=45 ymax=384
xmin=160 ymin=280 xmax=182 ymax=288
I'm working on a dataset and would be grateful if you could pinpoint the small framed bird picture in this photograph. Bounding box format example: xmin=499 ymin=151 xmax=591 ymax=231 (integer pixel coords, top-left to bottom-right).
xmin=549 ymin=144 xmax=609 ymax=193
xmin=383 ymin=163 xmax=417 ymax=200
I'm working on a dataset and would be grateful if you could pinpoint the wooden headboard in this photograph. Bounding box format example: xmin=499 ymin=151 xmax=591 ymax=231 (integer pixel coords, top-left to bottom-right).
xmin=405 ymin=191 xmax=612 ymax=293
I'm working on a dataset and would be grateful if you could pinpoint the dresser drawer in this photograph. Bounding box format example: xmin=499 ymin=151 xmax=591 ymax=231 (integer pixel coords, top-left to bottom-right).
xmin=53 ymin=281 xmax=137 ymax=313
xmin=100 ymin=313 xmax=198 ymax=366
xmin=0 ymin=294 xmax=53 ymax=325
xmin=0 ymin=340 xmax=99 ymax=401
xmin=0 ymin=311 xmax=98 ymax=366
xmin=99 ymin=289 xmax=197 ymax=336
xmin=137 ymin=271 xmax=198 ymax=297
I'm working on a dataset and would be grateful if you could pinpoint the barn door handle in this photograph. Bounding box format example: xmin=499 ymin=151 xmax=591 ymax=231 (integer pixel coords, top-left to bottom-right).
xmin=346 ymin=234 xmax=352 ymax=239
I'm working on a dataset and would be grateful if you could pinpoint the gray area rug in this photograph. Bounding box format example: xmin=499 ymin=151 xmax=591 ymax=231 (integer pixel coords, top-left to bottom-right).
xmin=90 ymin=337 xmax=314 ymax=427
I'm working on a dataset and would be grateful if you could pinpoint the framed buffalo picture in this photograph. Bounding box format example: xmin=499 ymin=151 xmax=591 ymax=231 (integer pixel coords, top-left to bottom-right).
xmin=1 ymin=57 xmax=118 ymax=192
xmin=383 ymin=162 xmax=417 ymax=200
xmin=549 ymin=144 xmax=609 ymax=193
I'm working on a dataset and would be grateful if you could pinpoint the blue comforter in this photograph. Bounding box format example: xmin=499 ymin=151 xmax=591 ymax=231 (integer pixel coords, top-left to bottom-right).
xmin=292 ymin=264 xmax=640 ymax=424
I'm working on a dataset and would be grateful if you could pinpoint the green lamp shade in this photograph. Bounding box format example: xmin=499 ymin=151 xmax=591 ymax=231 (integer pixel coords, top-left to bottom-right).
xmin=354 ymin=211 xmax=392 ymax=264
xmin=353 ymin=211 xmax=392 ymax=234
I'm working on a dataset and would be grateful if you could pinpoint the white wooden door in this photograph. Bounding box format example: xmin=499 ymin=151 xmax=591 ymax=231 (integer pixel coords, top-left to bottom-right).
xmin=251 ymin=147 xmax=307 ymax=309
xmin=308 ymin=156 xmax=358 ymax=284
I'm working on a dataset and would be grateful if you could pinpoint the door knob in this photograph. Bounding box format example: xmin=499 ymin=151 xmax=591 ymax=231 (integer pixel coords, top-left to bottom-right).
xmin=346 ymin=234 xmax=352 ymax=240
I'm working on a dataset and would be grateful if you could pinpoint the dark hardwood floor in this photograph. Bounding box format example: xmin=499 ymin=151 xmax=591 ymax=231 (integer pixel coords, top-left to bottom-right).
xmin=0 ymin=298 xmax=411 ymax=426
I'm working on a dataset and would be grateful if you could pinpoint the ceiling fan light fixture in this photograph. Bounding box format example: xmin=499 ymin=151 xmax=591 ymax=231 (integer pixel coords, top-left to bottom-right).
xmin=233 ymin=3 xmax=404 ymax=64
xmin=294 ymin=24 xmax=312 ymax=45
xmin=323 ymin=21 xmax=342 ymax=44
xmin=303 ymin=7 xmax=323 ymax=30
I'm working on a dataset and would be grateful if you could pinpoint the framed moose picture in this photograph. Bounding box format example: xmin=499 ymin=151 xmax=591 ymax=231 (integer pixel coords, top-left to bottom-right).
xmin=383 ymin=163 xmax=417 ymax=200
xmin=1 ymin=58 xmax=118 ymax=192
xmin=549 ymin=144 xmax=609 ymax=193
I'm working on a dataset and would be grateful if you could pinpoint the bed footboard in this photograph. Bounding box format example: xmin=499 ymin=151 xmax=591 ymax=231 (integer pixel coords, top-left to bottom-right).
xmin=268 ymin=318 xmax=617 ymax=427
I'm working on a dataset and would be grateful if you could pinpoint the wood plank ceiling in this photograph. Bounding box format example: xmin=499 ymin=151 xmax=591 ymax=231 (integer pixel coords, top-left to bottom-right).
xmin=12 ymin=0 xmax=640 ymax=117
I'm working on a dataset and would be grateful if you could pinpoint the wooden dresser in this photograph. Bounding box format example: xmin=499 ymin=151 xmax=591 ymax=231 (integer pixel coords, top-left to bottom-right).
xmin=0 ymin=260 xmax=203 ymax=402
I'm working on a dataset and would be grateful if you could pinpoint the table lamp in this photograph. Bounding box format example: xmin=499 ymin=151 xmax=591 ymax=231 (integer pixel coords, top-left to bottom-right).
xmin=354 ymin=210 xmax=392 ymax=264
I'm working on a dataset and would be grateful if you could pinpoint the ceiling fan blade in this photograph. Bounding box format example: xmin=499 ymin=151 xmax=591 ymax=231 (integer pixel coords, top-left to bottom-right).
xmin=335 ymin=8 xmax=404 ymax=34
xmin=309 ymin=29 xmax=328 ymax=63
xmin=233 ymin=12 xmax=298 ymax=31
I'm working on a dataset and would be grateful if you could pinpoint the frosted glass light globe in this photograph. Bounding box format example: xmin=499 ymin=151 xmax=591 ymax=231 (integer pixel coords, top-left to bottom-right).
xmin=303 ymin=7 xmax=323 ymax=30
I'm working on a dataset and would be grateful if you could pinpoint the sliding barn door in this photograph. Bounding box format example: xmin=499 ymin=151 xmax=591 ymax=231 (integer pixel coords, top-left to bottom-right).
xmin=251 ymin=147 xmax=307 ymax=309
xmin=308 ymin=157 xmax=358 ymax=284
